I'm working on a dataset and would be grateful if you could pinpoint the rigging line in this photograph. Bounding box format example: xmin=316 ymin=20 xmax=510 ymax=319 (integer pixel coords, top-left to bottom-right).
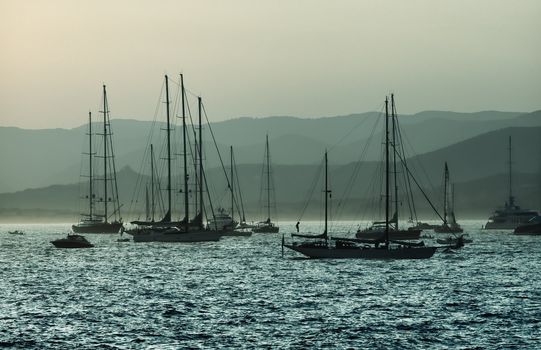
xmin=77 ymin=121 xmax=87 ymax=220
xmin=103 ymin=99 xmax=121 ymax=221
xmin=394 ymin=114 xmax=421 ymax=222
xmin=332 ymin=103 xmax=385 ymax=230
xmin=356 ymin=150 xmax=384 ymax=228
xmin=327 ymin=110 xmax=380 ymax=152
xmin=257 ymin=143 xmax=266 ymax=219
xmin=184 ymin=91 xmax=202 ymax=219
xmin=333 ymin=106 xmax=383 ymax=221
xmin=355 ymin=127 xmax=385 ymax=227
xmin=200 ymin=103 xmax=234 ymax=195
xmin=298 ymin=158 xmax=324 ymax=222
xmin=394 ymin=150 xmax=444 ymax=221
xmin=233 ymin=151 xmax=245 ymax=221
xmin=184 ymin=109 xmax=199 ymax=218
xmin=184 ymin=87 xmax=204 ymax=101
xmin=107 ymin=119 xmax=121 ymax=220
xmin=200 ymin=155 xmax=217 ymax=227
xmin=398 ymin=117 xmax=438 ymax=199
xmin=127 ymin=81 xmax=164 ymax=218
xmin=269 ymin=153 xmax=278 ymax=219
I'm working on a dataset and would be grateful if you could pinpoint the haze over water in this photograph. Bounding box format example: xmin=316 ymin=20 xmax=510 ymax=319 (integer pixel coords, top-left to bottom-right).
xmin=1 ymin=221 xmax=540 ymax=348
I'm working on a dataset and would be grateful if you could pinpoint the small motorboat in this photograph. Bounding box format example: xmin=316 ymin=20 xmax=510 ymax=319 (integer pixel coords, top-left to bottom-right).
xmin=8 ymin=230 xmax=24 ymax=235
xmin=51 ymin=234 xmax=94 ymax=248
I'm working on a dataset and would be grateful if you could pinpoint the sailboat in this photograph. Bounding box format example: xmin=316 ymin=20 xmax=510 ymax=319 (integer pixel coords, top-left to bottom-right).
xmin=128 ymin=74 xmax=220 ymax=242
xmin=284 ymin=97 xmax=436 ymax=259
xmin=253 ymin=134 xmax=279 ymax=233
xmin=356 ymin=94 xmax=420 ymax=241
xmin=72 ymin=86 xmax=123 ymax=234
xmin=484 ymin=136 xmax=538 ymax=230
xmin=434 ymin=162 xmax=463 ymax=233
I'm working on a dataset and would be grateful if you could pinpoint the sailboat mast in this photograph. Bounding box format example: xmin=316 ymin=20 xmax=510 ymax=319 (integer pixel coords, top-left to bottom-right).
xmin=88 ymin=111 xmax=93 ymax=220
xmin=165 ymin=75 xmax=172 ymax=219
xmin=198 ymin=96 xmax=203 ymax=228
xmin=384 ymin=97 xmax=390 ymax=245
xmin=102 ymin=85 xmax=108 ymax=223
xmin=233 ymin=152 xmax=247 ymax=222
xmin=324 ymin=150 xmax=328 ymax=234
xmin=150 ymin=144 xmax=155 ymax=222
xmin=145 ymin=185 xmax=150 ymax=221
xmin=443 ymin=162 xmax=449 ymax=225
xmin=266 ymin=134 xmax=271 ymax=222
xmin=231 ymin=146 xmax=234 ymax=221
xmin=391 ymin=94 xmax=399 ymax=230
xmin=508 ymin=136 xmax=513 ymax=205
xmin=451 ymin=183 xmax=455 ymax=214
xmin=181 ymin=74 xmax=189 ymax=231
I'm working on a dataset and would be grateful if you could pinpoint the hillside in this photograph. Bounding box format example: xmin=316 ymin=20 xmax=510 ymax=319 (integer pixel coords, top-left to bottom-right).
xmin=1 ymin=110 xmax=538 ymax=193
xmin=1 ymin=137 xmax=540 ymax=223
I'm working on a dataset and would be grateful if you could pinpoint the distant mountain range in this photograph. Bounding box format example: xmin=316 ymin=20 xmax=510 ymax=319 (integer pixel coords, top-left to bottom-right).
xmin=1 ymin=109 xmax=540 ymax=222
xmin=1 ymin=109 xmax=540 ymax=193
xmin=0 ymin=113 xmax=541 ymax=221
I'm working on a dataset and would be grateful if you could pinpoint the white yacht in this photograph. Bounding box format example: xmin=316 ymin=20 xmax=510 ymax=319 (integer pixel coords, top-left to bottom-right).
xmin=484 ymin=136 xmax=538 ymax=230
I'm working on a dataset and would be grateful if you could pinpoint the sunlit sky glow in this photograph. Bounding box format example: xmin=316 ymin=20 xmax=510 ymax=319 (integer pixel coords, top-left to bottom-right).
xmin=1 ymin=0 xmax=539 ymax=128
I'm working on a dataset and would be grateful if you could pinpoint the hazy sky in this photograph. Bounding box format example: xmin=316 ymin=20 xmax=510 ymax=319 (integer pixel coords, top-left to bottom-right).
xmin=1 ymin=0 xmax=539 ymax=129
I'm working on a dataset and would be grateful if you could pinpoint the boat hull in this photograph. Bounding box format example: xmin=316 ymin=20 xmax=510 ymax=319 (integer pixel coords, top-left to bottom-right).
xmin=253 ymin=225 xmax=279 ymax=233
xmin=434 ymin=225 xmax=463 ymax=234
xmin=485 ymin=214 xmax=538 ymax=230
xmin=514 ymin=222 xmax=541 ymax=235
xmin=355 ymin=229 xmax=421 ymax=240
xmin=219 ymin=230 xmax=253 ymax=237
xmin=129 ymin=228 xmax=221 ymax=242
xmin=285 ymin=244 xmax=436 ymax=259
xmin=436 ymin=238 xmax=472 ymax=245
xmin=72 ymin=222 xmax=123 ymax=234
xmin=51 ymin=236 xmax=94 ymax=248
xmin=484 ymin=222 xmax=522 ymax=230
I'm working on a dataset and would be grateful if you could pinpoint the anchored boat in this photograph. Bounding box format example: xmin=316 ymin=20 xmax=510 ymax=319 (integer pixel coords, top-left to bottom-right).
xmin=252 ymin=134 xmax=280 ymax=233
xmin=51 ymin=234 xmax=94 ymax=248
xmin=434 ymin=162 xmax=463 ymax=234
xmin=72 ymin=85 xmax=123 ymax=234
xmin=484 ymin=137 xmax=538 ymax=230
xmin=284 ymin=97 xmax=436 ymax=260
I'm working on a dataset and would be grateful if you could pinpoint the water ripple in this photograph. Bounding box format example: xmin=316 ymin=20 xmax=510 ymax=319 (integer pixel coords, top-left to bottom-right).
xmin=0 ymin=221 xmax=540 ymax=348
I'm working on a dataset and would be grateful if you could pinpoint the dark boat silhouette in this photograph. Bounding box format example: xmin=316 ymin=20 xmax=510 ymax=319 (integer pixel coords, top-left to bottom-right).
xmin=72 ymin=85 xmax=123 ymax=234
xmin=514 ymin=216 xmax=541 ymax=235
xmin=51 ymin=234 xmax=94 ymax=248
xmin=355 ymin=95 xmax=425 ymax=241
xmin=284 ymin=98 xmax=437 ymax=260
xmin=127 ymin=75 xmax=223 ymax=242
xmin=434 ymin=162 xmax=464 ymax=234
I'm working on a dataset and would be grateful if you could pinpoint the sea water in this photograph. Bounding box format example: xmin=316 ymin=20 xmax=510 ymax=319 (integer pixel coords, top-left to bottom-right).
xmin=0 ymin=221 xmax=539 ymax=349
